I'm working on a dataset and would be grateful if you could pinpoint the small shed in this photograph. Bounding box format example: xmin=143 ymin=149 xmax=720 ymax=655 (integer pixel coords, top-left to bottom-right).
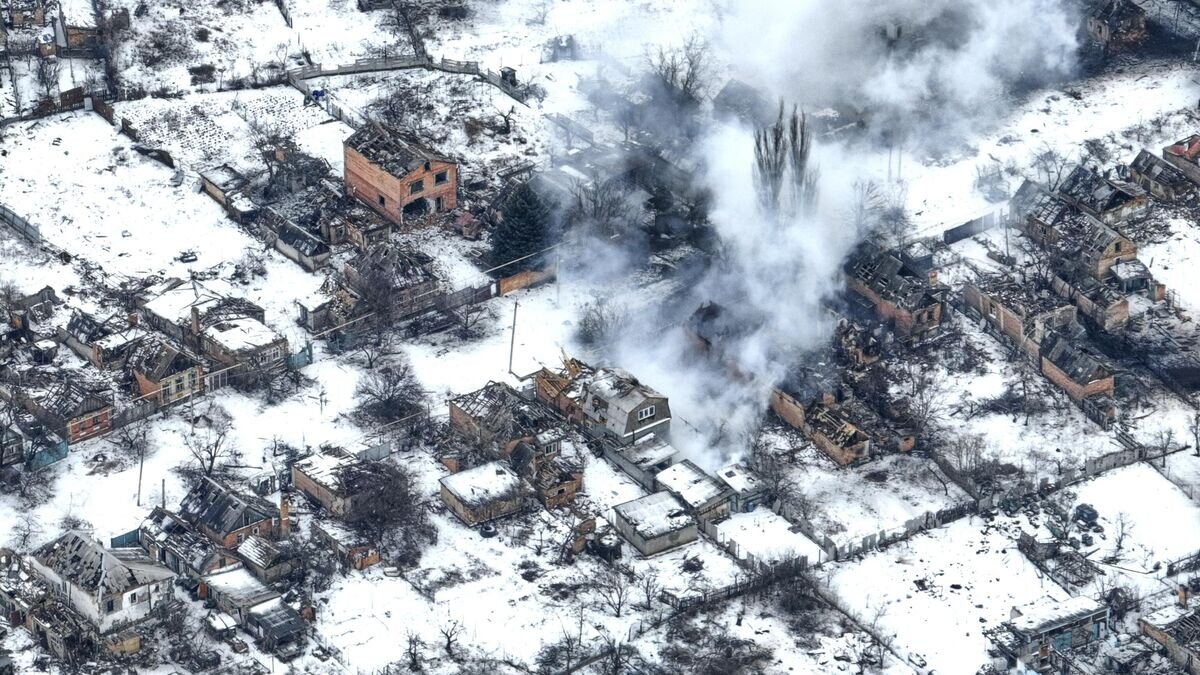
xmin=612 ymin=491 xmax=696 ymax=557
xmin=439 ymin=461 xmax=525 ymax=526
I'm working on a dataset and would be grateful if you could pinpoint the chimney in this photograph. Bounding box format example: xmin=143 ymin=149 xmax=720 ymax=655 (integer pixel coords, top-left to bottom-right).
xmin=190 ymin=305 xmax=200 ymax=336
xmin=1180 ymin=583 xmax=1190 ymax=609
xmin=279 ymin=494 xmax=291 ymax=539
xmin=127 ymin=312 xmax=138 ymax=327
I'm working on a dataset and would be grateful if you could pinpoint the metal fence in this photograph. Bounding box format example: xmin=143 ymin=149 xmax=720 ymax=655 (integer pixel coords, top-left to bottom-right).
xmin=0 ymin=204 xmax=42 ymax=243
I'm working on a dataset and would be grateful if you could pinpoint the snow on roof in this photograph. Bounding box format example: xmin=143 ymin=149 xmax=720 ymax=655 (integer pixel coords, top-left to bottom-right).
xmin=57 ymin=0 xmax=97 ymax=28
xmin=618 ymin=433 xmax=679 ymax=470
xmin=716 ymin=464 xmax=765 ymax=495
xmin=1010 ymin=595 xmax=1103 ymax=634
xmin=294 ymin=450 xmax=359 ymax=495
xmin=236 ymin=535 xmax=282 ymax=570
xmin=203 ymin=567 xmax=278 ymax=608
xmin=1143 ymin=602 xmax=1195 ymax=628
xmin=248 ymin=596 xmax=306 ymax=639
xmin=585 ymin=367 xmax=664 ymax=417
xmin=143 ymin=280 xmax=228 ymax=325
xmin=654 ymin=460 xmax=728 ymax=510
xmin=614 ymin=491 xmax=693 ymax=540
xmin=93 ymin=327 xmax=145 ymax=351
xmin=714 ymin=510 xmax=822 ymax=565
xmin=440 ymin=461 xmax=522 ymax=508
xmin=34 ymin=531 xmax=174 ymax=597
xmin=207 ymin=316 xmax=282 ymax=353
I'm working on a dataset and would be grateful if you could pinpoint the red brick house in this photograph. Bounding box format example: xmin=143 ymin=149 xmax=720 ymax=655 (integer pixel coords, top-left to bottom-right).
xmin=177 ymin=477 xmax=281 ymax=549
xmin=343 ymin=125 xmax=457 ymax=225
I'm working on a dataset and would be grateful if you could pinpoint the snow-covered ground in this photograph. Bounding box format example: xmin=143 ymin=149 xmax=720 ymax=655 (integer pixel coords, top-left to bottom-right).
xmin=828 ymin=516 xmax=1071 ymax=675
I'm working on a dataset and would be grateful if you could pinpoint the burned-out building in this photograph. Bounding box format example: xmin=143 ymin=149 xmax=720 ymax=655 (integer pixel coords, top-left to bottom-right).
xmin=599 ymin=433 xmax=680 ymax=491
xmin=1140 ymin=600 xmax=1200 ymax=675
xmin=4 ymin=0 xmax=45 ymax=27
xmin=60 ymin=311 xmax=145 ymax=370
xmin=341 ymin=244 xmax=440 ymax=322
xmin=449 ymin=381 xmax=565 ymax=458
xmin=987 ymin=596 xmax=1109 ymax=672
xmin=1127 ymin=149 xmax=1193 ymax=202
xmin=845 ymin=242 xmax=946 ymax=342
xmin=199 ymin=164 xmax=258 ymax=223
xmin=343 ymin=125 xmax=458 ymax=225
xmin=292 ymin=448 xmax=405 ymax=522
xmin=1086 ymin=0 xmax=1147 ymax=52
xmin=1039 ymin=331 xmax=1116 ymax=417
xmin=200 ymin=567 xmax=305 ymax=656
xmin=1057 ymin=165 xmax=1149 ymax=225
xmin=804 ymin=401 xmax=872 ymax=466
xmin=126 ymin=338 xmax=203 ymax=406
xmin=963 ymin=275 xmax=1078 ymax=360
xmin=534 ymin=358 xmax=671 ymax=445
xmin=27 ymin=531 xmax=175 ymax=635
xmin=137 ymin=507 xmax=238 ymax=581
xmin=1163 ymin=134 xmax=1200 ymax=187
xmin=19 ymin=379 xmax=112 ymax=445
xmin=178 ymin=477 xmax=281 ymax=550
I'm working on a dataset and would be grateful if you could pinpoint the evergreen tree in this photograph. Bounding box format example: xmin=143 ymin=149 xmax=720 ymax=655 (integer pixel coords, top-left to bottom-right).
xmin=489 ymin=182 xmax=554 ymax=273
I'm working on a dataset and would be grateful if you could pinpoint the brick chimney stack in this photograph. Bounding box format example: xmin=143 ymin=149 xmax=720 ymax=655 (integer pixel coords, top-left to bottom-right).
xmin=279 ymin=493 xmax=291 ymax=539
xmin=1180 ymin=583 xmax=1190 ymax=609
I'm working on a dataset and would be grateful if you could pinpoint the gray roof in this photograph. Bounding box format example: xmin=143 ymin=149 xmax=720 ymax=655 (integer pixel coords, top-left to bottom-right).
xmin=179 ymin=477 xmax=278 ymax=540
xmin=35 ymin=531 xmax=173 ymax=597
xmin=614 ymin=491 xmax=693 ymax=540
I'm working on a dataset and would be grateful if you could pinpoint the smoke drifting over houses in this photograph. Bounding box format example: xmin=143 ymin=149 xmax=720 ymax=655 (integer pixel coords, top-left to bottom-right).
xmin=567 ymin=0 xmax=1086 ymax=469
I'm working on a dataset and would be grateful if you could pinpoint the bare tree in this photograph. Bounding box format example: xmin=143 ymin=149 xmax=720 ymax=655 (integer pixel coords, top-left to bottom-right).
xmin=576 ymin=297 xmax=627 ymax=355
xmin=11 ymin=512 xmax=42 ymax=550
xmin=35 ymin=56 xmax=61 ymax=101
xmin=1033 ymin=143 xmax=1071 ymax=190
xmin=405 ymin=630 xmax=424 ymax=671
xmin=495 ymin=105 xmax=516 ymax=135
xmin=1191 ymin=411 xmax=1200 ymax=457
xmin=356 ymin=360 xmax=424 ymax=423
xmin=848 ymin=180 xmax=884 ymax=233
xmin=439 ymin=619 xmax=464 ymax=657
xmin=647 ymin=33 xmax=711 ymax=105
xmin=568 ymin=172 xmax=631 ymax=236
xmin=185 ymin=405 xmax=235 ymax=476
xmin=638 ymin=571 xmax=660 ymax=609
xmin=355 ymin=330 xmax=398 ymax=370
xmin=595 ymin=567 xmax=633 ymax=617
xmin=755 ymin=104 xmax=819 ymax=217
xmin=904 ymin=365 xmax=948 ymax=433
xmin=1105 ymin=513 xmax=1133 ymax=564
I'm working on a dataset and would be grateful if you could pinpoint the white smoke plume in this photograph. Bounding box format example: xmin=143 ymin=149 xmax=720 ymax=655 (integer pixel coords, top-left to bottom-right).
xmin=572 ymin=0 xmax=1083 ymax=469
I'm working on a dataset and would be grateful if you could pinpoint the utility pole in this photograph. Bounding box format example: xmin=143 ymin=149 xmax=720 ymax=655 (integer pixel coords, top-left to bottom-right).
xmin=508 ymin=301 xmax=519 ymax=375
xmin=136 ymin=443 xmax=145 ymax=506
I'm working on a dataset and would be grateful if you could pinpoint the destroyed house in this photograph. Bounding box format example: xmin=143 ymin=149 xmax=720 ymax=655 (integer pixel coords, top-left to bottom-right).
xmin=312 ymin=520 xmax=380 ymax=570
xmin=449 ymin=381 xmax=565 ymax=458
xmin=654 ymin=459 xmax=732 ymax=522
xmin=1140 ymin=602 xmax=1200 ymax=675
xmin=342 ymin=244 xmax=440 ymax=320
xmin=263 ymin=142 xmax=333 ymax=198
xmin=22 ymin=379 xmax=112 ymax=445
xmin=1048 ymin=272 xmax=1130 ymax=332
xmin=0 ymin=425 xmax=24 ymax=467
xmin=963 ymin=276 xmax=1078 ymax=360
xmin=1128 ymin=149 xmax=1192 ymax=201
xmin=600 ymin=433 xmax=680 ymax=491
xmin=439 ymin=460 xmax=525 ymax=526
xmin=292 ymin=449 xmax=403 ymax=522
xmin=235 ymin=536 xmax=294 ymax=584
xmin=199 ymin=164 xmax=257 ymax=223
xmin=612 ymin=491 xmax=696 ymax=556
xmin=1039 ymin=331 xmax=1114 ymax=404
xmin=988 ymin=596 xmax=1109 ymax=672
xmin=260 ymin=207 xmax=332 ymax=273
xmin=846 ymin=243 xmax=944 ymax=341
xmin=201 ymin=567 xmax=305 ymax=653
xmin=139 ymin=279 xmax=285 ymax=369
xmin=61 ymin=311 xmax=144 ymax=370
xmin=578 ymin=367 xmax=671 ymax=445
xmin=126 ymin=339 xmax=203 ymax=405
xmin=1162 ymin=134 xmax=1200 ymax=187
xmin=28 ymin=531 xmax=174 ymax=635
xmin=524 ymin=451 xmax=583 ymax=508
xmin=804 ymin=401 xmax=871 ymax=466
xmin=344 ymin=125 xmax=458 ymax=225
xmin=1057 ymin=165 xmax=1149 ymax=225
xmin=1086 ymin=0 xmax=1147 ymax=51
xmin=178 ymin=476 xmax=280 ymax=549
xmin=137 ymin=507 xmax=237 ymax=581
xmin=770 ymin=359 xmax=844 ymax=434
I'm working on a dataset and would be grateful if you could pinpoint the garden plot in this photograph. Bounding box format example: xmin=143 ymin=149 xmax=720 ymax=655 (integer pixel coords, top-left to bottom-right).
xmin=106 ymin=0 xmax=300 ymax=95
xmin=285 ymin=0 xmax=410 ymax=65
xmin=828 ymin=517 xmax=1070 ymax=675
xmin=1055 ymin=463 xmax=1200 ymax=585
xmin=770 ymin=436 xmax=971 ymax=551
xmin=113 ymin=87 xmax=350 ymax=174
xmin=318 ymin=506 xmax=742 ymax=673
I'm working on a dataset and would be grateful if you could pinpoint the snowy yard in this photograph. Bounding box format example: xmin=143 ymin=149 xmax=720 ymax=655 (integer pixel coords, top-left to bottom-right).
xmin=828 ymin=516 xmax=1071 ymax=674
